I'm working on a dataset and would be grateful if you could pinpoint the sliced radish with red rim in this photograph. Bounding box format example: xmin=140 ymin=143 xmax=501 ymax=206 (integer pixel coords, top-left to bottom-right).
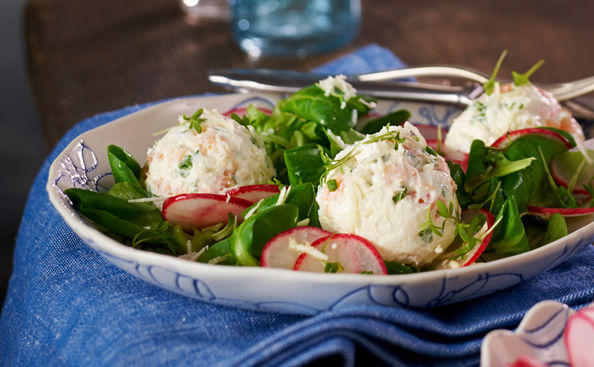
xmin=551 ymin=138 xmax=594 ymax=196
xmin=526 ymin=205 xmax=594 ymax=218
xmin=222 ymin=107 xmax=272 ymax=118
xmin=490 ymin=128 xmax=574 ymax=149
xmin=261 ymin=226 xmax=331 ymax=269
xmin=460 ymin=209 xmax=495 ymax=266
xmin=564 ymin=307 xmax=594 ymax=367
xmin=225 ymin=184 xmax=280 ymax=204
xmin=162 ymin=193 xmax=252 ymax=230
xmin=412 ymin=124 xmax=446 ymax=141
xmin=294 ymin=233 xmax=387 ymax=275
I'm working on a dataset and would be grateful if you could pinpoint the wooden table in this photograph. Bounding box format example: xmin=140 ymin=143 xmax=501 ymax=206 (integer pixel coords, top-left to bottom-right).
xmin=25 ymin=0 xmax=594 ymax=147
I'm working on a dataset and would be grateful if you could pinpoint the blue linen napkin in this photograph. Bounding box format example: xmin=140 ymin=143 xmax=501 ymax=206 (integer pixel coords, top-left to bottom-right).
xmin=1 ymin=44 xmax=593 ymax=367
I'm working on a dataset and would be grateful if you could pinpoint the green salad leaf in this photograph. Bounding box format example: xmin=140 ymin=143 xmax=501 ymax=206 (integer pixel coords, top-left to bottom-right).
xmin=231 ymin=204 xmax=299 ymax=266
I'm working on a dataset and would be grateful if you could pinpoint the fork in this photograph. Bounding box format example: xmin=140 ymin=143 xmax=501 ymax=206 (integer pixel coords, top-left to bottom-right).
xmin=358 ymin=66 xmax=594 ymax=102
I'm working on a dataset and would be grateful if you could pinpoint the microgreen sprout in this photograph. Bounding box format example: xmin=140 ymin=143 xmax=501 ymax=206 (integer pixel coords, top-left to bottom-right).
xmin=512 ymin=59 xmax=545 ymax=86
xmin=230 ymin=112 xmax=251 ymax=126
xmin=483 ymin=50 xmax=508 ymax=95
xmin=183 ymin=108 xmax=206 ymax=133
xmin=418 ymin=209 xmax=443 ymax=244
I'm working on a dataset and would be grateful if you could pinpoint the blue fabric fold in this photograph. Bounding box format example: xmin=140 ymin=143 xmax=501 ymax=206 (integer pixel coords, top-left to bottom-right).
xmin=1 ymin=44 xmax=593 ymax=367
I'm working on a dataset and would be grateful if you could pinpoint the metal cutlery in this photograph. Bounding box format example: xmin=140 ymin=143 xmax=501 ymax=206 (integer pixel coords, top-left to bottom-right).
xmin=208 ymin=67 xmax=594 ymax=119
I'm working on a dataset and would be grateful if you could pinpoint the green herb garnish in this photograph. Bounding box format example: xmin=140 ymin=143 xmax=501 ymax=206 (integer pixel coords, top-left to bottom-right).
xmin=360 ymin=270 xmax=374 ymax=275
xmin=512 ymin=59 xmax=544 ymax=86
xmin=324 ymin=261 xmax=344 ymax=273
xmin=178 ymin=155 xmax=193 ymax=170
xmin=418 ymin=210 xmax=443 ymax=244
xmin=392 ymin=186 xmax=408 ymax=204
xmin=230 ymin=112 xmax=251 ymax=126
xmin=483 ymin=50 xmax=508 ymax=95
xmin=183 ymin=108 xmax=206 ymax=133
xmin=327 ymin=179 xmax=338 ymax=192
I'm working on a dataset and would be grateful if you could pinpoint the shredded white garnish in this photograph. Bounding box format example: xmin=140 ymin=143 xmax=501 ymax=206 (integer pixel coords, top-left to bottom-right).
xmin=359 ymin=99 xmax=377 ymax=109
xmin=243 ymin=200 xmax=262 ymax=220
xmin=326 ymin=129 xmax=346 ymax=149
xmin=434 ymin=246 xmax=443 ymax=254
xmin=275 ymin=185 xmax=291 ymax=206
xmin=177 ymin=242 xmax=208 ymax=262
xmin=351 ymin=109 xmax=358 ymax=126
xmin=288 ymin=238 xmax=328 ymax=261
xmin=478 ymin=215 xmax=504 ymax=241
xmin=317 ymin=75 xmax=357 ymax=101
xmin=208 ymin=256 xmax=226 ymax=265
xmin=127 ymin=197 xmax=169 ymax=203
xmin=296 ymin=218 xmax=310 ymax=226
xmin=225 ymin=194 xmax=231 ymax=203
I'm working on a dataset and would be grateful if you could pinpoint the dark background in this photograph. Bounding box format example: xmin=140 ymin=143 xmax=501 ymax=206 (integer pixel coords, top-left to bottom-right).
xmin=0 ymin=2 xmax=46 ymax=304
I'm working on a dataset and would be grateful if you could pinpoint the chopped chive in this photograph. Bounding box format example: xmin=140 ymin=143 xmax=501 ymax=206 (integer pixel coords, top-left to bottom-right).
xmin=327 ymin=179 xmax=338 ymax=192
xmin=392 ymin=186 xmax=407 ymax=203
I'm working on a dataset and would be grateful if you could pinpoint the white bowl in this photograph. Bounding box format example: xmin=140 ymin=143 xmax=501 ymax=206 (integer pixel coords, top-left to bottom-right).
xmin=481 ymin=300 xmax=594 ymax=366
xmin=47 ymin=94 xmax=594 ymax=315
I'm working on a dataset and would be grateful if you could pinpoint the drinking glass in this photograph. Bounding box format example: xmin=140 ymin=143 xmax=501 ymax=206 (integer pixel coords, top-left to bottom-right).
xmin=230 ymin=0 xmax=361 ymax=57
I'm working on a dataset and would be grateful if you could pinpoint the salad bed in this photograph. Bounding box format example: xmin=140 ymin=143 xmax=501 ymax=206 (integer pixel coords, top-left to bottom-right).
xmin=64 ymin=72 xmax=594 ymax=276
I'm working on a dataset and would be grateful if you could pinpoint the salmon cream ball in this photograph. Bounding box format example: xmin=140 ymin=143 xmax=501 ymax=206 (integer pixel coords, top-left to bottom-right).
xmin=144 ymin=109 xmax=275 ymax=197
xmin=316 ymin=122 xmax=459 ymax=266
xmin=444 ymin=83 xmax=584 ymax=153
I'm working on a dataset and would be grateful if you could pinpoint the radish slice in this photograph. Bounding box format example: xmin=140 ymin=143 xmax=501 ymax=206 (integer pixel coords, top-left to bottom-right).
xmin=225 ymin=185 xmax=280 ymax=204
xmin=434 ymin=209 xmax=495 ymax=268
xmin=526 ymin=205 xmax=594 ymax=218
xmin=222 ymin=107 xmax=273 ymax=118
xmin=294 ymin=234 xmax=388 ymax=275
xmin=490 ymin=128 xmax=573 ymax=149
xmin=564 ymin=307 xmax=594 ymax=367
xmin=551 ymin=138 xmax=594 ymax=196
xmin=260 ymin=226 xmax=331 ymax=269
xmin=509 ymin=357 xmax=549 ymax=367
xmin=162 ymin=193 xmax=251 ymax=230
xmin=412 ymin=124 xmax=444 ymax=141
xmin=461 ymin=209 xmax=495 ymax=266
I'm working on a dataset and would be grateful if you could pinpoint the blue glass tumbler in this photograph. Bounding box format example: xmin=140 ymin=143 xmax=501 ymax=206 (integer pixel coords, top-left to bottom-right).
xmin=230 ymin=0 xmax=361 ymax=57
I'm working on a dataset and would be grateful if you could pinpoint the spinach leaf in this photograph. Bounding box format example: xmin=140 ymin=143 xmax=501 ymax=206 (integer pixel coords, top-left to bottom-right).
xmin=65 ymin=188 xmax=182 ymax=253
xmin=502 ymin=134 xmax=569 ymax=212
xmin=536 ymin=213 xmax=567 ymax=248
xmin=107 ymin=145 xmax=147 ymax=196
xmin=385 ymin=261 xmax=418 ymax=274
xmin=489 ymin=197 xmax=531 ymax=256
xmin=360 ymin=109 xmax=411 ymax=134
xmin=280 ymin=85 xmax=356 ymax=132
xmin=464 ymin=139 xmax=535 ymax=195
xmin=284 ymin=144 xmax=327 ymax=186
xmin=197 ymin=239 xmax=236 ymax=265
xmin=242 ymin=183 xmax=319 ymax=225
xmin=231 ymin=204 xmax=299 ymax=266
xmin=448 ymin=162 xmax=472 ymax=209
xmin=107 ymin=181 xmax=146 ymax=200
xmin=107 ymin=145 xmax=141 ymax=177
